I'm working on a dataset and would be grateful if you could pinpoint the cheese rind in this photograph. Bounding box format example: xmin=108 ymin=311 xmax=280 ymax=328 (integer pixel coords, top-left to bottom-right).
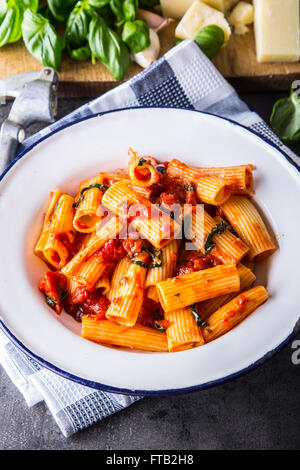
xmin=160 ymin=0 xmax=195 ymax=19
xmin=254 ymin=0 xmax=300 ymax=63
xmin=175 ymin=0 xmax=231 ymax=41
xmin=229 ymin=2 xmax=254 ymax=26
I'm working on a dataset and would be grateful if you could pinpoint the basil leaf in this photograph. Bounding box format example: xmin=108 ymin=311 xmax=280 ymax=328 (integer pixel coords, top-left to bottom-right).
xmin=194 ymin=24 xmax=224 ymax=59
xmin=68 ymin=43 xmax=91 ymax=60
xmin=110 ymin=0 xmax=138 ymax=23
xmin=88 ymin=15 xmax=130 ymax=80
xmin=47 ymin=0 xmax=77 ymax=22
xmin=66 ymin=1 xmax=91 ymax=49
xmin=141 ymin=245 xmax=162 ymax=268
xmin=22 ymin=10 xmax=64 ymax=70
xmin=184 ymin=183 xmax=195 ymax=192
xmin=122 ymin=19 xmax=150 ymax=53
xmin=204 ymin=221 xmax=227 ymax=255
xmin=73 ymin=183 xmax=109 ymax=209
xmin=270 ymin=89 xmax=300 ymax=144
xmin=45 ymin=295 xmax=56 ymax=308
xmin=154 ymin=321 xmax=167 ymax=332
xmin=131 ymin=260 xmax=149 ymax=268
xmin=0 ymin=0 xmax=38 ymax=47
xmin=190 ymin=304 xmax=210 ymax=328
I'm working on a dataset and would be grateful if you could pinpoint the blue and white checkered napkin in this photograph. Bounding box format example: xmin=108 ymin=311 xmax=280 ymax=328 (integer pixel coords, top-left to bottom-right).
xmin=0 ymin=40 xmax=299 ymax=438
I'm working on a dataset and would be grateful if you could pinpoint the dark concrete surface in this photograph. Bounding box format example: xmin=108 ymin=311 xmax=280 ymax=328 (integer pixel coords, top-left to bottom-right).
xmin=0 ymin=93 xmax=299 ymax=450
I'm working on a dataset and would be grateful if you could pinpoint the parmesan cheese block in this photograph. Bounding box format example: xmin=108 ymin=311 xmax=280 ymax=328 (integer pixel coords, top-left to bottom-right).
xmin=229 ymin=1 xmax=254 ymax=26
xmin=160 ymin=0 xmax=194 ymax=19
xmin=254 ymin=0 xmax=300 ymax=63
xmin=201 ymin=0 xmax=239 ymax=12
xmin=175 ymin=0 xmax=231 ymax=41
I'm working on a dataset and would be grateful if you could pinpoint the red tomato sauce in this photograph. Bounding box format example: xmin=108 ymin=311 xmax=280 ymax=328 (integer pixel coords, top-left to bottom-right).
xmin=175 ymin=252 xmax=221 ymax=276
xmin=140 ymin=296 xmax=164 ymax=328
xmin=39 ymin=271 xmax=67 ymax=314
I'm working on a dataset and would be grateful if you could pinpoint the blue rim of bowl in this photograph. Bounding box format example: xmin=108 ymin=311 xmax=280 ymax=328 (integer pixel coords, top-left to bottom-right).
xmin=0 ymin=106 xmax=299 ymax=397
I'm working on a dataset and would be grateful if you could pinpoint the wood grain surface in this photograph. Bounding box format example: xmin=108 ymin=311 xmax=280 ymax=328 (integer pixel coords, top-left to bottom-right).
xmin=0 ymin=23 xmax=299 ymax=97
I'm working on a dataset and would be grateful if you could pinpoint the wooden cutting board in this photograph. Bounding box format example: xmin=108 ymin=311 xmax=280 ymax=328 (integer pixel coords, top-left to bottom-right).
xmin=0 ymin=23 xmax=299 ymax=98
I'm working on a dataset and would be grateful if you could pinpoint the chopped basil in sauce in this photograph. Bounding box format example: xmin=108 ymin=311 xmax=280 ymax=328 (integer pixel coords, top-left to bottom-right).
xmin=45 ymin=295 xmax=56 ymax=308
xmin=131 ymin=260 xmax=149 ymax=268
xmin=73 ymin=183 xmax=109 ymax=210
xmin=204 ymin=221 xmax=227 ymax=255
xmin=190 ymin=304 xmax=210 ymax=327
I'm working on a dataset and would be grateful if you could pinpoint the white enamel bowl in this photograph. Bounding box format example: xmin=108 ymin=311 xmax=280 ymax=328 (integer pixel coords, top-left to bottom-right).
xmin=0 ymin=108 xmax=299 ymax=395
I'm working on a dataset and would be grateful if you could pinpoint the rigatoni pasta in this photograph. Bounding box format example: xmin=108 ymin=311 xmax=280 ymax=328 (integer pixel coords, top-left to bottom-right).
xmin=220 ymin=196 xmax=276 ymax=260
xmin=36 ymin=151 xmax=275 ymax=353
xmin=165 ymin=308 xmax=204 ymax=352
xmin=166 ymin=159 xmax=232 ymax=205
xmin=43 ymin=194 xmax=75 ymax=269
xmin=82 ymin=318 xmax=168 ymax=352
xmin=202 ymin=286 xmax=268 ymax=342
xmin=187 ymin=206 xmax=249 ymax=264
xmin=73 ymin=174 xmax=107 ymax=233
xmin=105 ymin=252 xmax=148 ymax=326
xmin=199 ymin=263 xmax=256 ymax=320
xmin=156 ymin=264 xmax=240 ymax=312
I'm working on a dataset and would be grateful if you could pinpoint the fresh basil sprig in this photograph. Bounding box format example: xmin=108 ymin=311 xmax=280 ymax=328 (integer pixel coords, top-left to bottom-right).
xmin=22 ymin=9 xmax=64 ymax=70
xmin=110 ymin=0 xmax=138 ymax=25
xmin=204 ymin=221 xmax=227 ymax=255
xmin=122 ymin=19 xmax=150 ymax=54
xmin=0 ymin=0 xmax=38 ymax=47
xmin=66 ymin=1 xmax=91 ymax=49
xmin=195 ymin=24 xmax=225 ymax=59
xmin=270 ymin=89 xmax=300 ymax=144
xmin=88 ymin=14 xmax=130 ymax=80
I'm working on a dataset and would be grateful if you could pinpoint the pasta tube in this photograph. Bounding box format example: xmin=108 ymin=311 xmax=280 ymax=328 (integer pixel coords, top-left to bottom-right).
xmin=166 ymin=159 xmax=231 ymax=205
xmin=73 ymin=174 xmax=107 ymax=233
xmin=102 ymin=180 xmax=181 ymax=248
xmin=194 ymin=165 xmax=254 ymax=194
xmin=74 ymin=255 xmax=107 ymax=290
xmin=107 ymin=256 xmax=132 ymax=301
xmin=156 ymin=264 xmax=240 ymax=312
xmin=146 ymin=239 xmax=179 ymax=287
xmin=220 ymin=196 xmax=276 ymax=260
xmin=165 ymin=308 xmax=204 ymax=352
xmin=101 ymin=173 xmax=152 ymax=199
xmin=188 ymin=206 xmax=249 ymax=264
xmin=34 ymin=189 xmax=62 ymax=260
xmin=62 ymin=216 xmax=121 ymax=277
xmin=82 ymin=318 xmax=168 ymax=352
xmin=43 ymin=194 xmax=75 ymax=269
xmin=199 ymin=263 xmax=256 ymax=320
xmin=105 ymin=253 xmax=148 ymax=326
xmin=128 ymin=154 xmax=160 ymax=188
xmin=202 ymin=286 xmax=268 ymax=342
